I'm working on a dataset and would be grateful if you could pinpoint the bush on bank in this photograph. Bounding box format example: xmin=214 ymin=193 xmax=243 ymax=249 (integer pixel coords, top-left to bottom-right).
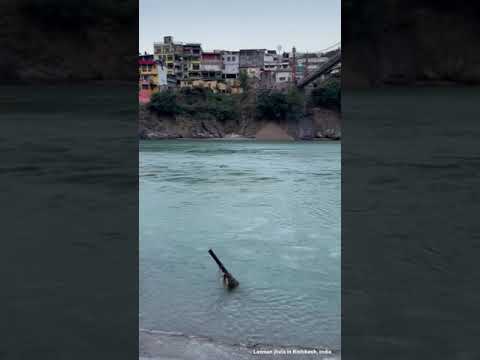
xmin=309 ymin=79 xmax=340 ymax=110
xmin=148 ymin=88 xmax=240 ymax=122
xmin=148 ymin=86 xmax=310 ymax=122
xmin=256 ymin=88 xmax=304 ymax=121
xmin=148 ymin=90 xmax=178 ymax=116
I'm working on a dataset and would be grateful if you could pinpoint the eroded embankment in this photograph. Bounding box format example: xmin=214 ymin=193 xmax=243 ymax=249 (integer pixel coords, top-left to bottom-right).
xmin=138 ymin=105 xmax=341 ymax=141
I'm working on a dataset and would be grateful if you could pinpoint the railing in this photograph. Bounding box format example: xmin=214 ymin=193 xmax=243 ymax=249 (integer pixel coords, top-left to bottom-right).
xmin=297 ymin=51 xmax=341 ymax=89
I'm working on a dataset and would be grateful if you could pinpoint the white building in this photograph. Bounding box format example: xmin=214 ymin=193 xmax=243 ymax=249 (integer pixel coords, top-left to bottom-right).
xmin=222 ymin=51 xmax=239 ymax=79
xmin=275 ymin=70 xmax=292 ymax=83
xmin=158 ymin=63 xmax=168 ymax=86
xmin=264 ymin=50 xmax=278 ymax=71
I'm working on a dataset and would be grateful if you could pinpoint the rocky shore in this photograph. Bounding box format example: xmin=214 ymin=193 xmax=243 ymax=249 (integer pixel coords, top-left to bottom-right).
xmin=139 ymin=105 xmax=341 ymax=141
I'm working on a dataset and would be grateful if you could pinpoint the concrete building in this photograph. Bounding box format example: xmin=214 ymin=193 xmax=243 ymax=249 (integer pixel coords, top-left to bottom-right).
xmin=138 ymin=53 xmax=168 ymax=102
xmin=264 ymin=50 xmax=279 ymax=71
xmin=222 ymin=51 xmax=239 ymax=79
xmin=201 ymin=52 xmax=223 ymax=81
xmin=275 ymin=69 xmax=292 ymax=83
xmin=239 ymin=49 xmax=265 ymax=79
xmin=154 ymin=36 xmax=185 ymax=80
xmin=182 ymin=43 xmax=202 ymax=80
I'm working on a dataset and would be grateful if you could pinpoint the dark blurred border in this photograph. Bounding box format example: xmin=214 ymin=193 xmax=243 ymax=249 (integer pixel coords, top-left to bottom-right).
xmin=0 ymin=1 xmax=138 ymax=359
xmin=343 ymin=0 xmax=480 ymax=88
xmin=342 ymin=1 xmax=480 ymax=359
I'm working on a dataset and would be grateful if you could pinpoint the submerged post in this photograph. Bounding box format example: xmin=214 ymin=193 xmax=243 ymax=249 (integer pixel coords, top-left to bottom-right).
xmin=208 ymin=249 xmax=239 ymax=290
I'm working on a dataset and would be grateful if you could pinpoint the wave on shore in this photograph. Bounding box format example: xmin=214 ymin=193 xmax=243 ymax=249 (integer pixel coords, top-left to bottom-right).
xmin=140 ymin=328 xmax=340 ymax=360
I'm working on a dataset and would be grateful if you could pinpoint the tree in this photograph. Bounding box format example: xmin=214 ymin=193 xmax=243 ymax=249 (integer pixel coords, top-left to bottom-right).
xmin=148 ymin=90 xmax=178 ymax=116
xmin=256 ymin=90 xmax=289 ymax=120
xmin=310 ymin=79 xmax=340 ymax=110
xmin=286 ymin=88 xmax=304 ymax=119
xmin=239 ymin=70 xmax=250 ymax=93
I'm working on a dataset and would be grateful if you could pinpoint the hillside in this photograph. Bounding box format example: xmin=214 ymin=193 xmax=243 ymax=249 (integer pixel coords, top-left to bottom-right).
xmin=139 ymin=87 xmax=341 ymax=140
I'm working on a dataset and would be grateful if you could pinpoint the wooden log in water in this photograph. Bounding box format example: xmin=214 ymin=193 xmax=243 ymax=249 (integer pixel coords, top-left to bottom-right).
xmin=208 ymin=249 xmax=239 ymax=289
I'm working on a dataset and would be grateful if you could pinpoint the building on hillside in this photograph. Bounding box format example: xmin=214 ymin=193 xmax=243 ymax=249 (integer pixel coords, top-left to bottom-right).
xmin=138 ymin=53 xmax=168 ymax=102
xmin=279 ymin=52 xmax=291 ymax=70
xmin=275 ymin=69 xmax=292 ymax=84
xmin=182 ymin=43 xmax=202 ymax=80
xmin=200 ymin=52 xmax=223 ymax=81
xmin=263 ymin=50 xmax=279 ymax=71
xmin=154 ymin=36 xmax=184 ymax=80
xmin=239 ymin=49 xmax=265 ymax=79
xmin=222 ymin=51 xmax=239 ymax=80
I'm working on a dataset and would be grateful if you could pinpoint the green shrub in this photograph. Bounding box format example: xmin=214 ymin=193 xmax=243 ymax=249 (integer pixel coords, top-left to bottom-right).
xmin=310 ymin=79 xmax=341 ymax=109
xmin=152 ymin=88 xmax=239 ymax=122
xmin=256 ymin=90 xmax=289 ymax=120
xmin=256 ymin=88 xmax=304 ymax=121
xmin=204 ymin=92 xmax=238 ymax=121
xmin=239 ymin=70 xmax=250 ymax=93
xmin=148 ymin=91 xmax=178 ymax=116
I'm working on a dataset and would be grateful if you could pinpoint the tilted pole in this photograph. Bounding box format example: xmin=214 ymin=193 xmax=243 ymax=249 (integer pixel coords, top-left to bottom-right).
xmin=208 ymin=249 xmax=239 ymax=289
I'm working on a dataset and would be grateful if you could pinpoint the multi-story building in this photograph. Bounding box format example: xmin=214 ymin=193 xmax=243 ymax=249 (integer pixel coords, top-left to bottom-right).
xmin=222 ymin=51 xmax=239 ymax=80
xmin=201 ymin=52 xmax=223 ymax=81
xmin=239 ymin=49 xmax=265 ymax=79
xmin=275 ymin=69 xmax=292 ymax=84
xmin=264 ymin=50 xmax=279 ymax=71
xmin=182 ymin=43 xmax=202 ymax=80
xmin=138 ymin=53 xmax=168 ymax=102
xmin=154 ymin=36 xmax=184 ymax=80
xmin=148 ymin=36 xmax=337 ymax=92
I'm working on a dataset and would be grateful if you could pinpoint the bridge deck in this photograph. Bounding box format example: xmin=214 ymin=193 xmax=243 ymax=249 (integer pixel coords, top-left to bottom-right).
xmin=297 ymin=52 xmax=341 ymax=89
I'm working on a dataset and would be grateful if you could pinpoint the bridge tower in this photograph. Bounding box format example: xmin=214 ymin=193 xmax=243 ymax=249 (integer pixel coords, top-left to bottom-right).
xmin=291 ymin=46 xmax=297 ymax=85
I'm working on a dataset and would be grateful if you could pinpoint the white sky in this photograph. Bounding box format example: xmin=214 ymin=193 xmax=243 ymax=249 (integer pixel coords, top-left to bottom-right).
xmin=139 ymin=0 xmax=341 ymax=54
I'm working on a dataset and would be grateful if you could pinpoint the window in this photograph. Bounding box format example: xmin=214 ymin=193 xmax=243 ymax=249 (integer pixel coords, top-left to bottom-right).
xmin=232 ymin=56 xmax=236 ymax=61
xmin=279 ymin=77 xmax=286 ymax=81
xmin=193 ymin=64 xmax=200 ymax=70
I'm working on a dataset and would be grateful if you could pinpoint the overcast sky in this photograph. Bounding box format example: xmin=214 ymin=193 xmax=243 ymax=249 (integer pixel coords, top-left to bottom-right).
xmin=139 ymin=0 xmax=341 ymax=54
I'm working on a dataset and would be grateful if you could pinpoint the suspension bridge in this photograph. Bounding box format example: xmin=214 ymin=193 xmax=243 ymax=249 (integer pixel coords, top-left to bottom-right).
xmin=296 ymin=51 xmax=341 ymax=89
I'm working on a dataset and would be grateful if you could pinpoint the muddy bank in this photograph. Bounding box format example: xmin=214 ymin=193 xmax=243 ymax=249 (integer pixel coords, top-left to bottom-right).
xmin=139 ymin=105 xmax=341 ymax=141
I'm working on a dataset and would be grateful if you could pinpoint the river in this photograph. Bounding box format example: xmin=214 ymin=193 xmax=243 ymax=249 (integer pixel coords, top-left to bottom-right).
xmin=140 ymin=140 xmax=341 ymax=358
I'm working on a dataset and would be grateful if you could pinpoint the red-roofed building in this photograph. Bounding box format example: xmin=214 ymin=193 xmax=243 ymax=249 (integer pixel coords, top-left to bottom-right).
xmin=138 ymin=53 xmax=168 ymax=102
xmin=200 ymin=52 xmax=223 ymax=80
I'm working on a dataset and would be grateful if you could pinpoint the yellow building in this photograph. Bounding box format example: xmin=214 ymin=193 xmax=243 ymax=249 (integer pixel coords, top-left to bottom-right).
xmin=182 ymin=43 xmax=202 ymax=80
xmin=139 ymin=54 xmax=159 ymax=92
xmin=139 ymin=54 xmax=168 ymax=102
xmin=154 ymin=36 xmax=184 ymax=78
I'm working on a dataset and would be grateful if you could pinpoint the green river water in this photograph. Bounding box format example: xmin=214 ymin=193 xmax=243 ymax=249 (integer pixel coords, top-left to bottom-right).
xmin=140 ymin=140 xmax=340 ymax=353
